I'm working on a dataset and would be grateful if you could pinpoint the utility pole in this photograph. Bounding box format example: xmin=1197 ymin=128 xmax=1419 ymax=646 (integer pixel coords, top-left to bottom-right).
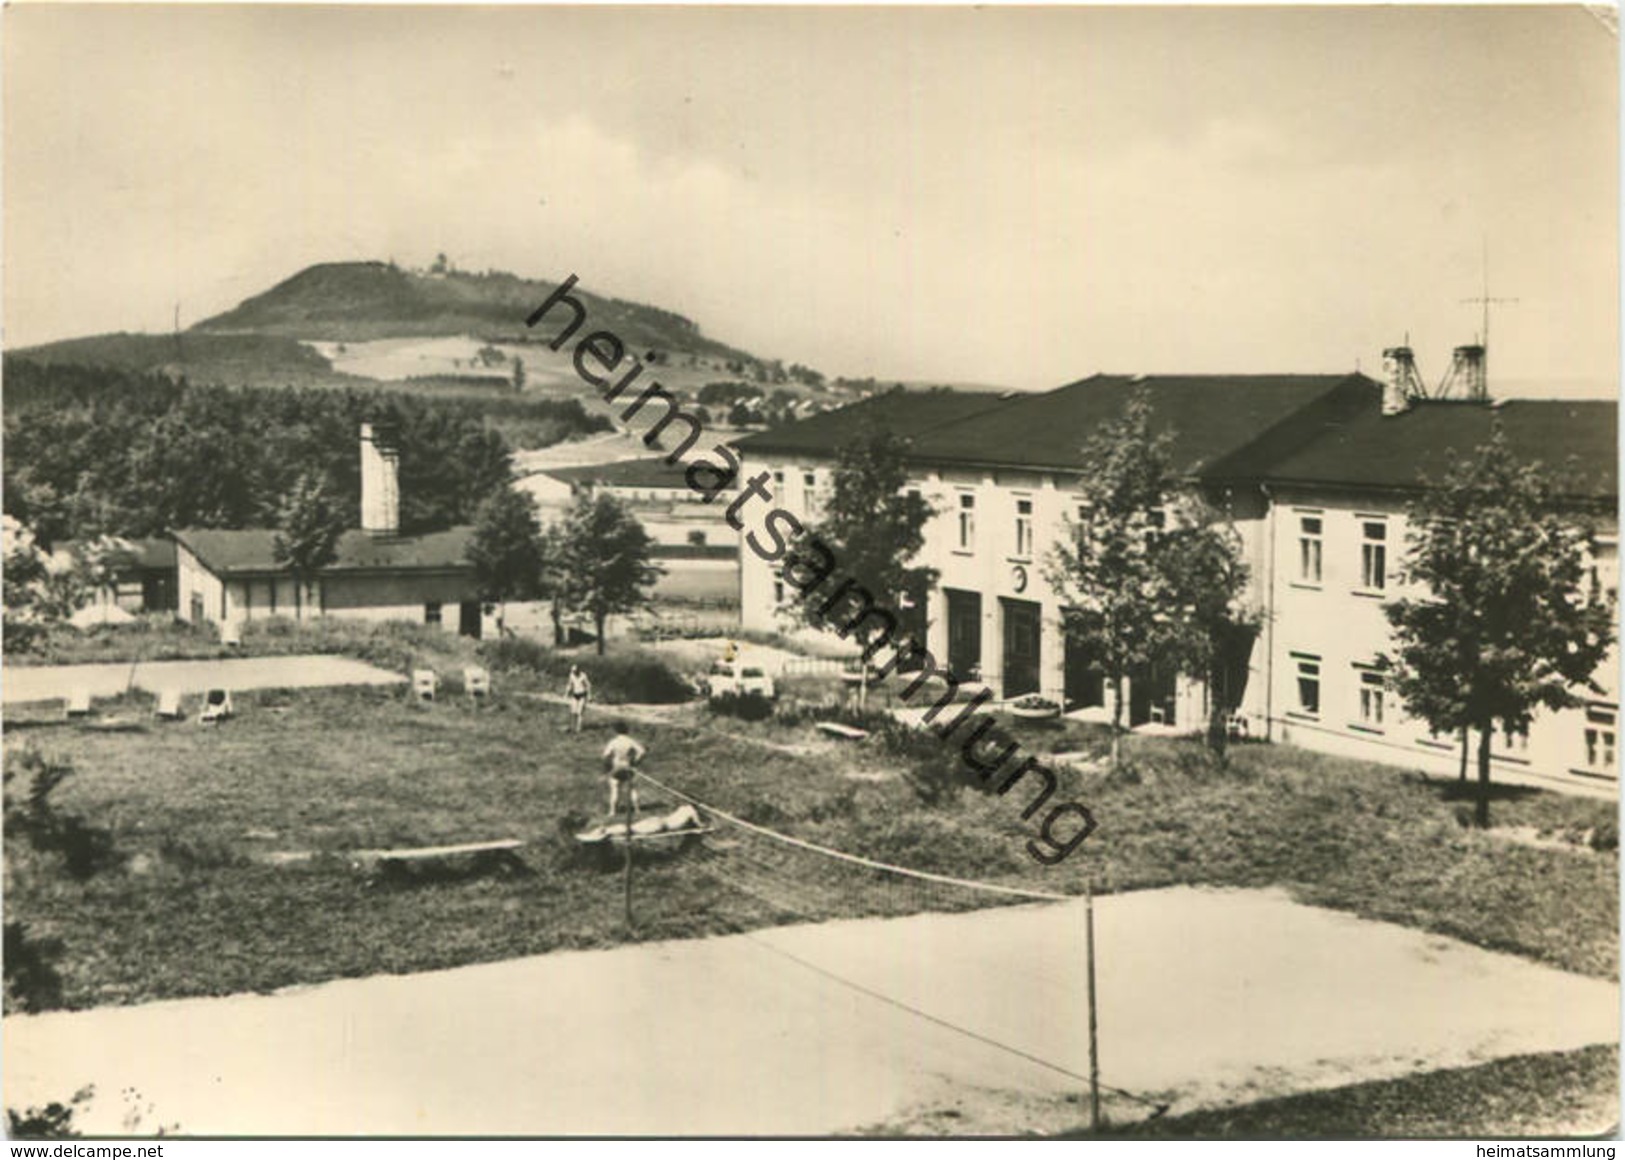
xmin=623 ymin=793 xmax=636 ymax=931
xmin=1086 ymin=877 xmax=1101 ymax=1132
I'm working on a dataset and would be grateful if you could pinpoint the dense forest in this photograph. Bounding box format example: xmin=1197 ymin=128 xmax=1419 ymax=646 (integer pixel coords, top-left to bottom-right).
xmin=2 ymin=358 xmax=592 ymax=545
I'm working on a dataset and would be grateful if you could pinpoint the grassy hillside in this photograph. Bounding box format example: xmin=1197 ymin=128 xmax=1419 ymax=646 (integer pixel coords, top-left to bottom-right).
xmin=6 ymin=331 xmax=354 ymax=390
xmin=192 ymin=261 xmax=754 ymax=359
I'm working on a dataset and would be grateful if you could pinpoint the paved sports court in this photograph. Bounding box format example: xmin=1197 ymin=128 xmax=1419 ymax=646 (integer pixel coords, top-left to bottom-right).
xmin=3 ymin=886 xmax=1615 ymax=1135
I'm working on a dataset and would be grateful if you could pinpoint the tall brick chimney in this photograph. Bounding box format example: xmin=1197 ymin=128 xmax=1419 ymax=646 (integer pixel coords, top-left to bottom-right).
xmin=1381 ymin=346 xmax=1422 ymax=416
xmin=360 ymin=422 xmax=400 ymax=535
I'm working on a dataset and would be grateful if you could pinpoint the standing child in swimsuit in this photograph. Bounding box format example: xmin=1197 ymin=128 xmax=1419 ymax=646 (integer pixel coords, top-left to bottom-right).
xmin=601 ymin=722 xmax=645 ymax=817
xmin=565 ymin=664 xmax=592 ymax=734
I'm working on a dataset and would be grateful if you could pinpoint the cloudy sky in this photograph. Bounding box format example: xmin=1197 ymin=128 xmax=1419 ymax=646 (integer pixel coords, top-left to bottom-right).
xmin=5 ymin=5 xmax=1617 ymax=395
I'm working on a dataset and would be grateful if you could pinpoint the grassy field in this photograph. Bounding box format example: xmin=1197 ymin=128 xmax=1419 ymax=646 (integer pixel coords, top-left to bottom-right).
xmin=3 ymin=655 xmax=1616 ymax=1014
xmin=1083 ymin=1044 xmax=1620 ymax=1138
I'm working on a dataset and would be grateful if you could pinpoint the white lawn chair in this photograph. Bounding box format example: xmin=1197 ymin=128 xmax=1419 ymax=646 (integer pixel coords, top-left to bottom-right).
xmin=64 ymin=688 xmax=92 ymax=718
xmin=220 ymin=620 xmax=242 ymax=648
xmin=464 ymin=666 xmax=491 ymax=701
xmin=412 ymin=669 xmax=439 ymax=702
xmin=155 ymin=689 xmax=183 ymax=720
xmin=199 ymin=688 xmax=234 ymax=725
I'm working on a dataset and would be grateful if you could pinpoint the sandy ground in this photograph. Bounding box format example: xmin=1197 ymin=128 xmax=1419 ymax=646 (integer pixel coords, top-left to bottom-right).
xmin=4 ymin=886 xmax=1615 ymax=1136
xmin=1 ymin=655 xmax=405 ymax=706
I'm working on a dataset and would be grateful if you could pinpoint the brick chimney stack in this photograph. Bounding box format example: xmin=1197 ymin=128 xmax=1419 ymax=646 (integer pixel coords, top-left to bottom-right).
xmin=360 ymin=422 xmax=400 ymax=535
xmin=1381 ymin=346 xmax=1421 ymax=416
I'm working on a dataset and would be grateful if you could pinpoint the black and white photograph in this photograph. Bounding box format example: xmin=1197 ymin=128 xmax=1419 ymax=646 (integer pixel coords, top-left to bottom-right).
xmin=1 ymin=2 xmax=1619 ymax=1144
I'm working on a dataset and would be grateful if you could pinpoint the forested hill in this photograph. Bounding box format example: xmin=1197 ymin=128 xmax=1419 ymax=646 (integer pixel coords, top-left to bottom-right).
xmin=191 ymin=260 xmax=754 ymax=357
xmin=3 ymin=358 xmax=521 ymax=545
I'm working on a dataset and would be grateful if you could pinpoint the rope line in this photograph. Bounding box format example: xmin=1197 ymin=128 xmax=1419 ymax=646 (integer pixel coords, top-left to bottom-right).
xmin=693 ymin=846 xmax=1165 ymax=1112
xmin=635 ymin=770 xmax=1071 ymax=902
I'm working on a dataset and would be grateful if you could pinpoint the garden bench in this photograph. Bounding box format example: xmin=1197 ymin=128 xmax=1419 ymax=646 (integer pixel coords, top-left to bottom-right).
xmin=814 ymin=721 xmax=870 ymax=741
xmin=412 ymin=669 xmax=439 ymax=702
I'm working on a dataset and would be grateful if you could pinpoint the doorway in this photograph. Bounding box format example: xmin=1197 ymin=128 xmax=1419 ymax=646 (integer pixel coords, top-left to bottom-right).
xmin=1000 ymin=598 xmax=1041 ymax=699
xmin=944 ymin=589 xmax=982 ymax=681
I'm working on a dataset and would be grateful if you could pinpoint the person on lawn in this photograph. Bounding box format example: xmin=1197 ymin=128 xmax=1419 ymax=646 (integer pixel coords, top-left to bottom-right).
xmin=601 ymin=721 xmax=645 ymax=817
xmin=565 ymin=664 xmax=592 ymax=734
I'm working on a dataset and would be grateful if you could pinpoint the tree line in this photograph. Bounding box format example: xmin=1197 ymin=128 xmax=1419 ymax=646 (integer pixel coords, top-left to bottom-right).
xmin=3 ymin=358 xmax=520 ymax=545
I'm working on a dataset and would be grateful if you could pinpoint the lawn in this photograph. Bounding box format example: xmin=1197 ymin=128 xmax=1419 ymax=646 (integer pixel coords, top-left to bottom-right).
xmin=1083 ymin=1044 xmax=1620 ymax=1138
xmin=3 ymin=673 xmax=1617 ymax=1012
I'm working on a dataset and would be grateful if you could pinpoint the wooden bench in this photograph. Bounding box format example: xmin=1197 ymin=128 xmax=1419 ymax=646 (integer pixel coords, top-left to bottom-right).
xmin=351 ymin=838 xmax=529 ymax=882
xmin=815 ymin=721 xmax=870 ymax=741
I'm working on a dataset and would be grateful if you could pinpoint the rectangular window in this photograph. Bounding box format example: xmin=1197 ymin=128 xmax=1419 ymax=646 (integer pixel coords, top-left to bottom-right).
xmin=957 ymin=493 xmax=976 ymax=552
xmin=1357 ymin=669 xmax=1385 ymax=728
xmin=803 ymin=471 xmax=817 ymax=489
xmin=1584 ymin=707 xmax=1617 ymax=772
xmin=1293 ymin=654 xmax=1321 ymax=718
xmin=425 ymin=602 xmax=442 ymax=625
xmin=1298 ymin=516 xmax=1323 ymax=584
xmin=687 ymin=529 xmax=707 ymax=546
xmin=1014 ymin=498 xmax=1033 ymax=558
xmin=772 ymin=469 xmax=785 ymax=487
xmin=1360 ymin=520 xmax=1388 ymax=591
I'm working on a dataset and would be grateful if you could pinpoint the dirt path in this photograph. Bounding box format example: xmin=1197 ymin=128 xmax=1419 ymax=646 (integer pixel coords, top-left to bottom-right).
xmin=4 ymin=886 xmax=1614 ymax=1135
xmin=2 ymin=655 xmax=405 ymax=705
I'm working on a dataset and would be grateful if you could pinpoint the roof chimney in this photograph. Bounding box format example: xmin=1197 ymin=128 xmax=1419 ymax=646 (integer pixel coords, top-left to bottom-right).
xmin=1440 ymin=344 xmax=1487 ymax=402
xmin=1381 ymin=346 xmax=1422 ymax=416
xmin=360 ymin=422 xmax=400 ymax=535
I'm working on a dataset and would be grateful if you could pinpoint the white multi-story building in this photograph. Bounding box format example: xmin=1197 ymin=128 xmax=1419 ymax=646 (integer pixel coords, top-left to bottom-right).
xmin=735 ymin=378 xmax=1618 ymax=791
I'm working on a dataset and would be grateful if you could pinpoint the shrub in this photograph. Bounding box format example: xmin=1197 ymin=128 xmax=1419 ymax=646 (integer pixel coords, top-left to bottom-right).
xmin=708 ymin=691 xmax=776 ymax=722
xmin=4 ymin=750 xmax=120 ymax=880
xmin=1590 ymin=819 xmax=1618 ymax=853
xmin=479 ymin=639 xmax=692 ymax=704
xmin=3 ymin=921 xmax=65 ymax=1013
xmin=6 ymin=1085 xmax=93 ymax=1137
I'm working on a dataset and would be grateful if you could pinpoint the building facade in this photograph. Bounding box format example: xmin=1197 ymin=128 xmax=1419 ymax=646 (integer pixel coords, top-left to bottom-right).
xmin=174 ymin=424 xmax=485 ymax=637
xmin=735 ymin=380 xmax=1618 ymax=791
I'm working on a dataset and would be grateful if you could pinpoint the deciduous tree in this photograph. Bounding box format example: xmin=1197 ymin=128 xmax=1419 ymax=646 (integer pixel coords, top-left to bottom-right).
xmin=556 ymin=493 xmax=662 ymax=655
xmin=1045 ymin=392 xmax=1251 ymax=768
xmin=467 ymin=485 xmax=548 ymax=634
xmin=1383 ymin=429 xmax=1614 ymax=827
xmin=273 ymin=474 xmax=345 ymax=621
xmin=787 ymin=431 xmax=937 ymax=707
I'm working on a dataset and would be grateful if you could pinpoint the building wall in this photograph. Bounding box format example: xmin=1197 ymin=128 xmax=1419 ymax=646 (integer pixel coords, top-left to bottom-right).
xmin=321 ymin=572 xmax=475 ymax=631
xmin=1263 ymin=486 xmax=1619 ymax=790
xmin=177 ymin=550 xmax=476 ymax=635
xmin=176 ymin=544 xmax=228 ymax=625
xmin=738 ymin=448 xmax=1266 ymax=724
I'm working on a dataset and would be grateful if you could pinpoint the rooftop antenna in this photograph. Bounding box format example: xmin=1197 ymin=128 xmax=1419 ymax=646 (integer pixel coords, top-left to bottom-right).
xmin=1458 ymin=237 xmax=1518 ymax=399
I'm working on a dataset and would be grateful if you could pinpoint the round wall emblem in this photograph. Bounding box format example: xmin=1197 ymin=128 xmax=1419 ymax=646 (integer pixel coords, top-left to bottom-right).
xmin=1010 ymin=564 xmax=1028 ymax=593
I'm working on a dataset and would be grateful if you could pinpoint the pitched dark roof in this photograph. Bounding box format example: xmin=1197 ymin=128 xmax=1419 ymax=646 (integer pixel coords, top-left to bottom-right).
xmin=905 ymin=373 xmax=1381 ymax=474
xmin=58 ymin=537 xmax=176 ymax=572
xmin=173 ymin=527 xmax=474 ymax=577
xmin=1238 ymin=399 xmax=1618 ymax=501
xmin=546 ymin=456 xmax=717 ymax=491
xmin=734 ymin=387 xmax=1012 ymax=457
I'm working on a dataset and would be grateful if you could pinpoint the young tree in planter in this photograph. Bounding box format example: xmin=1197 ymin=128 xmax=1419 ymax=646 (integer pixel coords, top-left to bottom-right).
xmin=556 ymin=492 xmax=662 ymax=655
xmin=467 ymin=485 xmax=548 ymax=635
xmin=786 ymin=431 xmax=937 ymax=709
xmin=1045 ymin=392 xmax=1249 ymax=768
xmin=1383 ymin=430 xmax=1614 ymax=828
xmin=273 ymin=473 xmax=346 ymax=622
